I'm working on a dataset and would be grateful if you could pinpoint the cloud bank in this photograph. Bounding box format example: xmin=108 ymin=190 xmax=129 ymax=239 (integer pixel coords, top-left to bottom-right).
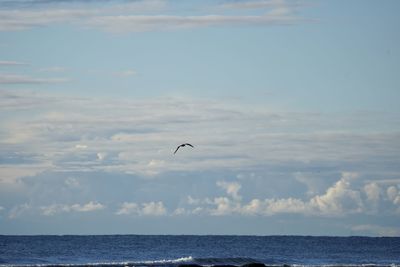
xmin=0 ymin=90 xmax=399 ymax=235
xmin=182 ymin=173 xmax=399 ymax=218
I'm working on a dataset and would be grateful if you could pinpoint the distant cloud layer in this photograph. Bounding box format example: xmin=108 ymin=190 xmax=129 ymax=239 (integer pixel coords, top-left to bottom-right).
xmin=0 ymin=90 xmax=399 ymax=235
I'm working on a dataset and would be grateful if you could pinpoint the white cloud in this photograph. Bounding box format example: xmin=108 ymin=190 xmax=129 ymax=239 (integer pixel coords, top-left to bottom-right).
xmin=267 ymin=198 xmax=309 ymax=214
xmin=116 ymin=202 xmax=139 ymax=215
xmin=41 ymin=204 xmax=70 ymax=216
xmin=387 ymin=186 xmax=400 ymax=213
xmin=189 ymin=173 xmax=372 ymax=217
xmin=116 ymin=201 xmax=167 ymax=216
xmin=141 ymin=201 xmax=167 ymax=216
xmin=187 ymin=196 xmax=202 ymax=205
xmin=217 ymin=181 xmax=242 ymax=200
xmin=71 ymin=201 xmax=105 ymax=212
xmin=309 ymin=172 xmax=363 ymax=215
xmin=241 ymin=173 xmax=363 ymax=217
xmin=364 ymin=182 xmax=381 ymax=203
xmin=172 ymin=207 xmax=186 ymax=215
xmin=387 ymin=186 xmax=399 ymax=202
xmin=96 ymin=152 xmax=107 ymax=161
xmin=41 ymin=201 xmax=105 ymax=216
xmin=0 ymin=8 xmax=97 ymax=31
xmin=210 ymin=197 xmax=240 ymax=216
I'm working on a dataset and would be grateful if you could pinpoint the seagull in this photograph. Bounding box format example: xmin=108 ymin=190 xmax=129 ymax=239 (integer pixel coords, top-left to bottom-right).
xmin=174 ymin=143 xmax=194 ymax=154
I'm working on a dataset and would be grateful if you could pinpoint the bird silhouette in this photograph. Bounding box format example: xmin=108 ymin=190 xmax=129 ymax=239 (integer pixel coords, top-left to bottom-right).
xmin=174 ymin=143 xmax=194 ymax=154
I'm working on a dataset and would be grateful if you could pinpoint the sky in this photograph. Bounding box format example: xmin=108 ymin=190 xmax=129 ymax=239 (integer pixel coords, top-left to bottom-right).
xmin=0 ymin=0 xmax=400 ymax=236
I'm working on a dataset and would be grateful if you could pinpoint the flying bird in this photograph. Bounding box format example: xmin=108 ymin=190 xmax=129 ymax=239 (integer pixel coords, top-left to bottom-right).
xmin=174 ymin=143 xmax=194 ymax=154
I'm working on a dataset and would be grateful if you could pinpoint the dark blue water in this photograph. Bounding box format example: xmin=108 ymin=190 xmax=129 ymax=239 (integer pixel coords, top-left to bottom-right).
xmin=0 ymin=235 xmax=399 ymax=267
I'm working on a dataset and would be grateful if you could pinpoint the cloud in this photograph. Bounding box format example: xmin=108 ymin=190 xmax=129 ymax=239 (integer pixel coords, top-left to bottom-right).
xmin=141 ymin=201 xmax=167 ymax=216
xmin=41 ymin=201 xmax=105 ymax=216
xmin=0 ymin=60 xmax=29 ymax=66
xmin=0 ymin=73 xmax=69 ymax=84
xmin=86 ymin=13 xmax=306 ymax=33
xmin=387 ymin=186 xmax=399 ymax=203
xmin=364 ymin=182 xmax=381 ymax=203
xmin=64 ymin=177 xmax=80 ymax=188
xmin=387 ymin=186 xmax=400 ymax=213
xmin=116 ymin=201 xmax=167 ymax=216
xmin=0 ymin=164 xmax=50 ymax=186
xmin=309 ymin=172 xmax=363 ymax=216
xmin=38 ymin=66 xmax=67 ymax=73
xmin=186 ymin=173 xmax=389 ymax=217
xmin=244 ymin=172 xmax=363 ymax=216
xmin=1 ymin=90 xmax=400 ymax=225
xmin=116 ymin=202 xmax=139 ymax=215
xmin=96 ymin=152 xmax=107 ymax=161
xmin=70 ymin=201 xmax=105 ymax=212
xmin=0 ymin=90 xmax=59 ymax=110
xmin=217 ymin=181 xmax=242 ymax=200
xmin=1 ymin=90 xmax=400 ymax=182
xmin=0 ymin=8 xmax=97 ymax=31
xmin=0 ymin=0 xmax=166 ymax=9
xmin=220 ymin=0 xmax=308 ymax=10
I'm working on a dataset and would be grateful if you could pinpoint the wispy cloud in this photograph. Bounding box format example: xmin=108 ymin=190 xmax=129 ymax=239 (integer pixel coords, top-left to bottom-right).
xmin=220 ymin=0 xmax=309 ymax=10
xmin=0 ymin=60 xmax=29 ymax=66
xmin=0 ymin=74 xmax=69 ymax=84
xmin=86 ymin=13 xmax=308 ymax=33
xmin=1 ymin=90 xmax=399 ymax=178
xmin=38 ymin=66 xmax=67 ymax=73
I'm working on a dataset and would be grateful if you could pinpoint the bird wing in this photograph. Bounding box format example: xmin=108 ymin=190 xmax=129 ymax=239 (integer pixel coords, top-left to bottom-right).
xmin=173 ymin=145 xmax=181 ymax=154
xmin=185 ymin=143 xmax=194 ymax=148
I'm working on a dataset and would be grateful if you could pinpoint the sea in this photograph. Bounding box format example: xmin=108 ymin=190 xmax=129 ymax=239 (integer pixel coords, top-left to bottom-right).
xmin=0 ymin=235 xmax=399 ymax=267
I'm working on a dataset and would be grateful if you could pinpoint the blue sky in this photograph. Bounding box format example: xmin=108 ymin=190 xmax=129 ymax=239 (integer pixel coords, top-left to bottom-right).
xmin=0 ymin=0 xmax=400 ymax=236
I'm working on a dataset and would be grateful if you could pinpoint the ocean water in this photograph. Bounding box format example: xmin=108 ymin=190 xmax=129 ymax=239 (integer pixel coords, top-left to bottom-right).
xmin=0 ymin=235 xmax=399 ymax=267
